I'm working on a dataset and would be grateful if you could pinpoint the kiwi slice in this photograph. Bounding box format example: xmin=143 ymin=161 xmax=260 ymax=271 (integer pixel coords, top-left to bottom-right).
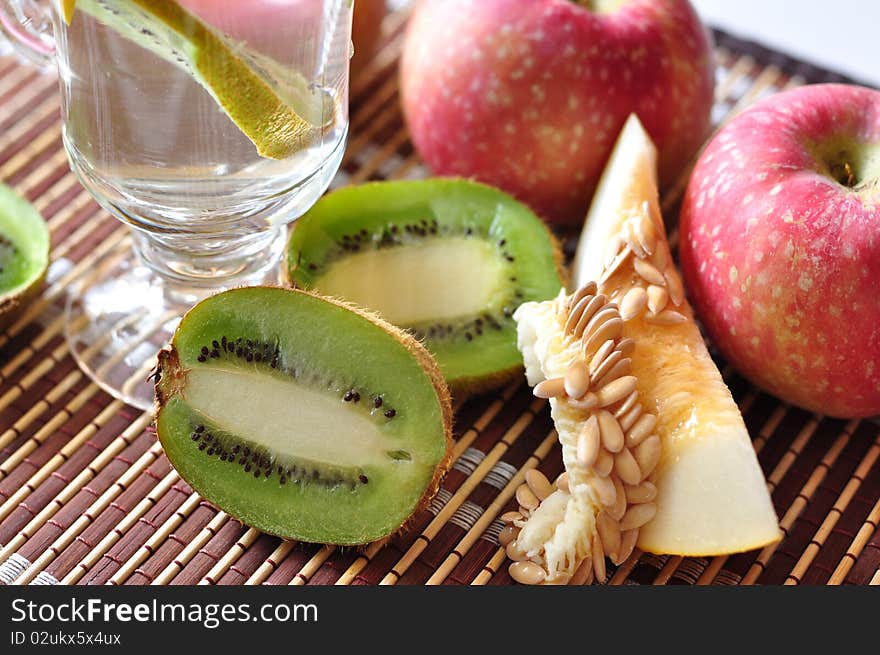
xmin=0 ymin=184 xmax=49 ymax=328
xmin=285 ymin=179 xmax=565 ymax=393
xmin=67 ymin=0 xmax=330 ymax=159
xmin=154 ymin=287 xmax=453 ymax=545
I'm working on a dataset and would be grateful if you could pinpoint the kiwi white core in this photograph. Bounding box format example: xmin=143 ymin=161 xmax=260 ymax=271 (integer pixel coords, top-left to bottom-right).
xmin=313 ymin=237 xmax=508 ymax=325
xmin=184 ymin=367 xmax=393 ymax=468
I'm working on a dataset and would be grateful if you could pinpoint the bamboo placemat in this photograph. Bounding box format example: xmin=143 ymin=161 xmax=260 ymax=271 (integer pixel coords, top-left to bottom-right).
xmin=0 ymin=9 xmax=878 ymax=587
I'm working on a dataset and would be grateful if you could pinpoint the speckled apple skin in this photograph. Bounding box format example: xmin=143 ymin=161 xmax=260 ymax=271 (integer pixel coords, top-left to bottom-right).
xmin=400 ymin=0 xmax=715 ymax=224
xmin=680 ymin=84 xmax=880 ymax=418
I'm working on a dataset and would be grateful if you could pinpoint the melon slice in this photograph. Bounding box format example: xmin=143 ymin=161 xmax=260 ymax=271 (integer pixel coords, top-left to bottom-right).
xmin=572 ymin=114 xmax=780 ymax=555
xmin=506 ymin=115 xmax=779 ymax=584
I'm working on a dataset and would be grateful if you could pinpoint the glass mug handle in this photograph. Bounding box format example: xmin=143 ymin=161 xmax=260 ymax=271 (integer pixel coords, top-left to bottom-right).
xmin=0 ymin=0 xmax=56 ymax=68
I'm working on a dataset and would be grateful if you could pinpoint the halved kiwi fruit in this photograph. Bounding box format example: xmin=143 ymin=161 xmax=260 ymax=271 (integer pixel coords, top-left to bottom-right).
xmin=67 ymin=0 xmax=330 ymax=159
xmin=154 ymin=287 xmax=453 ymax=545
xmin=0 ymin=183 xmax=49 ymax=328
xmin=285 ymin=179 xmax=565 ymax=393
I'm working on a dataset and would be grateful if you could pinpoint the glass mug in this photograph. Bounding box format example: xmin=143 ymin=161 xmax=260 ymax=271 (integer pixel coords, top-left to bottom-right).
xmin=0 ymin=0 xmax=352 ymax=410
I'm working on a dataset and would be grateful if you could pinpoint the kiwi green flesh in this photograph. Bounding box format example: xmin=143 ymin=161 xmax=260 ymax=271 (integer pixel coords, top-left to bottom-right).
xmin=155 ymin=287 xmax=451 ymax=545
xmin=0 ymin=183 xmax=49 ymax=314
xmin=72 ymin=0 xmax=327 ymax=159
xmin=287 ymin=179 xmax=564 ymax=390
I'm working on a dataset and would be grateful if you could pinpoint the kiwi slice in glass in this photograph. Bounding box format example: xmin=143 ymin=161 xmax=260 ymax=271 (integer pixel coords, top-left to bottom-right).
xmin=0 ymin=183 xmax=49 ymax=327
xmin=154 ymin=286 xmax=453 ymax=545
xmin=285 ymin=179 xmax=565 ymax=393
xmin=66 ymin=0 xmax=330 ymax=159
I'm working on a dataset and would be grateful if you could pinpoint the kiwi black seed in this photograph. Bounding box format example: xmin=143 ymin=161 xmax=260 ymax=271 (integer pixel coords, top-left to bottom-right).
xmin=154 ymin=287 xmax=453 ymax=545
xmin=0 ymin=183 xmax=50 ymax=328
xmin=284 ymin=178 xmax=565 ymax=394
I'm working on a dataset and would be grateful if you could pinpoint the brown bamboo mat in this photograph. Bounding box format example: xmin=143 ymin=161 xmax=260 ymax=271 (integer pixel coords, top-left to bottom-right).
xmin=0 ymin=8 xmax=878 ymax=587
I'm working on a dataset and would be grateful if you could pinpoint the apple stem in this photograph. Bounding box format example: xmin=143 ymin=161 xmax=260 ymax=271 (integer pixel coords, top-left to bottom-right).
xmin=843 ymin=162 xmax=855 ymax=187
xmin=829 ymin=159 xmax=857 ymax=188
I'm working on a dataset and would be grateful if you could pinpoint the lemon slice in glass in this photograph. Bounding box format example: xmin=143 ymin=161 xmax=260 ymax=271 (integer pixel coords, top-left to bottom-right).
xmin=63 ymin=0 xmax=330 ymax=160
xmin=62 ymin=0 xmax=75 ymax=23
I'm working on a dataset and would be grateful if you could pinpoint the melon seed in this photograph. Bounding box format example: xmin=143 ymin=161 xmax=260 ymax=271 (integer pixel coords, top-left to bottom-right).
xmin=591 ymin=536 xmax=607 ymax=583
xmin=533 ymin=377 xmax=566 ymax=399
xmin=596 ymin=512 xmax=621 ymax=561
xmin=613 ymin=447 xmax=642 ymax=486
xmin=572 ymin=294 xmax=609 ymax=339
xmin=593 ymin=357 xmax=632 ymax=393
xmin=591 ymin=474 xmax=617 ymax=507
xmin=588 ymin=339 xmax=617 ymax=376
xmin=515 ymin=484 xmax=539 ymax=511
xmin=569 ymin=557 xmax=593 ymax=585
xmin=625 ymin=413 xmax=657 ymax=448
xmin=618 ymin=403 xmax=643 ymax=433
xmin=509 ymin=561 xmax=546 ymax=585
xmin=626 ymin=481 xmax=658 ymax=504
xmin=596 ymin=376 xmax=638 ymax=407
xmin=554 ymin=472 xmax=569 ymax=493
xmin=525 ymin=469 xmax=554 ymax=501
xmin=634 ymin=258 xmax=666 ymax=286
xmin=564 ymin=359 xmax=591 ymax=399
xmin=564 ymin=295 xmax=595 ymax=335
xmin=633 ymin=435 xmax=661 ymax=479
xmin=614 ymin=528 xmax=640 ymax=566
xmin=609 ymin=476 xmax=627 ymax=522
xmin=647 ymin=284 xmax=669 ymax=315
xmin=594 ymin=448 xmax=614 ymax=477
xmin=619 ymin=502 xmax=657 ymax=531
xmin=505 ymin=540 xmax=529 ymax=562
xmin=619 ymin=286 xmax=647 ymax=321
xmin=633 ymin=215 xmax=657 ymax=256
xmin=596 ymin=410 xmax=624 ymax=453
xmin=498 ymin=524 xmax=519 ymax=547
xmin=500 ymin=510 xmax=524 ymax=523
xmin=618 ymin=338 xmax=636 ymax=358
xmin=576 ymin=415 xmax=600 ymax=468
xmin=590 ymin=349 xmax=623 ymax=385
xmin=568 ymin=392 xmax=599 ymax=411
xmin=583 ymin=318 xmax=624 ymax=358
xmin=665 ymin=269 xmax=685 ymax=306
xmin=645 ymin=309 xmax=687 ymax=326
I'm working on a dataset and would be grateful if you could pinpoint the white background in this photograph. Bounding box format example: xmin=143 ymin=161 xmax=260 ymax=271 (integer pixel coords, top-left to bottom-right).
xmin=691 ymin=0 xmax=879 ymax=86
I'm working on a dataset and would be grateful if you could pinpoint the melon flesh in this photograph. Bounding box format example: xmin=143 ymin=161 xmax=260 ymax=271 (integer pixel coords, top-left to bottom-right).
xmin=567 ymin=115 xmax=780 ymax=556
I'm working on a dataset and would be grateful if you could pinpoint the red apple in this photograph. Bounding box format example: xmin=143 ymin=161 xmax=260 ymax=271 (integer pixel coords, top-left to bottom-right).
xmin=680 ymin=83 xmax=880 ymax=418
xmin=400 ymin=0 xmax=715 ymax=224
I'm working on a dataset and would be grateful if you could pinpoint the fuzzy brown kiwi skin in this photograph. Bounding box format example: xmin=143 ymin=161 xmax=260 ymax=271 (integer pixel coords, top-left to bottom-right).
xmin=153 ymin=285 xmax=454 ymax=546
